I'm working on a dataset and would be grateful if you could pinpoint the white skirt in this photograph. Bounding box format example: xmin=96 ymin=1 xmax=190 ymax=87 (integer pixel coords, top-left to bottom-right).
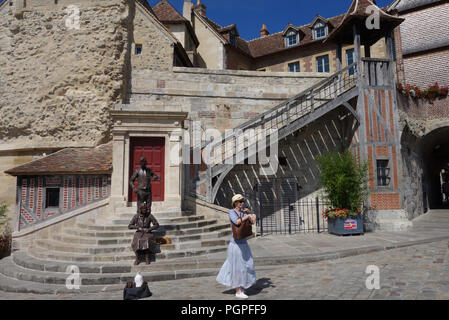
xmin=216 ymin=240 xmax=256 ymax=289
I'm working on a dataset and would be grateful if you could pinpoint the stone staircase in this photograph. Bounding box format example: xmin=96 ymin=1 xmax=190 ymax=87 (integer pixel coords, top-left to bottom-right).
xmin=0 ymin=207 xmax=232 ymax=294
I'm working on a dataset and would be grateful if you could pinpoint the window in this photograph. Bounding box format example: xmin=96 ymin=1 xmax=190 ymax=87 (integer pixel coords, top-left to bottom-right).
xmin=288 ymin=61 xmax=300 ymax=72
xmin=229 ymin=32 xmax=236 ymax=47
xmin=316 ymin=55 xmax=330 ymax=73
xmin=314 ymin=26 xmax=327 ymax=39
xmin=346 ymin=48 xmax=355 ymax=75
xmin=286 ymin=31 xmax=298 ymax=47
xmin=135 ymin=44 xmax=142 ymax=55
xmin=45 ymin=188 xmax=60 ymax=208
xmin=376 ymin=160 xmax=391 ymax=187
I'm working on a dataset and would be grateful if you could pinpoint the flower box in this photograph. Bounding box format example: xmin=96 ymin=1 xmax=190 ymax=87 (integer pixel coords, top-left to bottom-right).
xmin=327 ymin=214 xmax=364 ymax=236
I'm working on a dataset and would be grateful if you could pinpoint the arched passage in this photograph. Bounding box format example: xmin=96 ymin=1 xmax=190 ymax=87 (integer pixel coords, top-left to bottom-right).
xmin=420 ymin=126 xmax=449 ymax=209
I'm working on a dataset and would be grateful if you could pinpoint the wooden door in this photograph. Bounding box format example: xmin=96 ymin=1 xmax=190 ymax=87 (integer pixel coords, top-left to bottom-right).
xmin=129 ymin=137 xmax=165 ymax=202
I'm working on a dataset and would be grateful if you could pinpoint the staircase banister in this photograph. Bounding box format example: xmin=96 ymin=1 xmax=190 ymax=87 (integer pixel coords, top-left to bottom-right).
xmin=201 ymin=62 xmax=357 ymax=150
xmin=361 ymin=57 xmax=390 ymax=63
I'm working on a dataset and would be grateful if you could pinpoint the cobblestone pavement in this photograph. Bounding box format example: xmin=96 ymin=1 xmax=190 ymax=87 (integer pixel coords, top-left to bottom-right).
xmin=0 ymin=240 xmax=448 ymax=300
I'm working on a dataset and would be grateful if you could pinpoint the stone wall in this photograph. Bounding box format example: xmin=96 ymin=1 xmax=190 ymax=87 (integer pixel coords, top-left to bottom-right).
xmin=128 ymin=67 xmax=329 ymax=133
xmin=400 ymin=127 xmax=425 ymax=220
xmin=131 ymin=2 xmax=175 ymax=72
xmin=0 ymin=0 xmax=131 ymax=150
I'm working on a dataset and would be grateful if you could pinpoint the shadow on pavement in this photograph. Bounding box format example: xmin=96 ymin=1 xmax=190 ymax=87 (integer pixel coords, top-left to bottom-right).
xmin=221 ymin=278 xmax=275 ymax=296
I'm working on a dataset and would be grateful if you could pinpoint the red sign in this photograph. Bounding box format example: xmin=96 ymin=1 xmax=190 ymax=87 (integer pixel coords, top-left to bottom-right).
xmin=344 ymin=219 xmax=358 ymax=230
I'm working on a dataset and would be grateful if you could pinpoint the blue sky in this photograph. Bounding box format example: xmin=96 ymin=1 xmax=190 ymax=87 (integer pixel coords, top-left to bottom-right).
xmin=146 ymin=0 xmax=394 ymax=40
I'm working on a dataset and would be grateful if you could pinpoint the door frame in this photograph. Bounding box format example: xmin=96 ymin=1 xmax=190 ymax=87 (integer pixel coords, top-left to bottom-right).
xmin=128 ymin=136 xmax=165 ymax=203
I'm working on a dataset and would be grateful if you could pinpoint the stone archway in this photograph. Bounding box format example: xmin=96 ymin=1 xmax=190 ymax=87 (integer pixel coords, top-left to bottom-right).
xmin=400 ymin=123 xmax=449 ymax=218
xmin=420 ymin=126 xmax=449 ymax=210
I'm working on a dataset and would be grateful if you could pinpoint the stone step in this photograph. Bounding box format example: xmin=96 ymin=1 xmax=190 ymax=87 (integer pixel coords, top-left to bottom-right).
xmin=75 ymin=218 xmax=219 ymax=232
xmin=52 ymin=229 xmax=232 ymax=246
xmin=28 ymin=243 xmax=228 ymax=262
xmin=52 ymin=234 xmax=132 ymax=246
xmin=65 ymin=228 xmax=136 ymax=238
xmin=0 ymin=257 xmax=221 ymax=293
xmin=114 ymin=207 xmax=193 ymax=217
xmin=64 ymin=222 xmax=230 ymax=238
xmin=108 ymin=215 xmax=206 ymax=226
xmin=0 ymin=270 xmax=124 ymax=295
xmin=36 ymin=235 xmax=230 ymax=254
xmin=11 ymin=251 xmax=225 ymax=274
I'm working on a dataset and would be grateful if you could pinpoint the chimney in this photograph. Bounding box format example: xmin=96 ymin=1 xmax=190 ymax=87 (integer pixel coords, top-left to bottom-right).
xmin=194 ymin=0 xmax=206 ymax=17
xmin=260 ymin=24 xmax=269 ymax=37
xmin=183 ymin=0 xmax=193 ymax=22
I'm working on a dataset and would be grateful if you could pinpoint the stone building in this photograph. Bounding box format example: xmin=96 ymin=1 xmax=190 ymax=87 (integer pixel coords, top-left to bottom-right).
xmin=388 ymin=0 xmax=449 ymax=218
xmin=0 ymin=0 xmax=446 ymax=292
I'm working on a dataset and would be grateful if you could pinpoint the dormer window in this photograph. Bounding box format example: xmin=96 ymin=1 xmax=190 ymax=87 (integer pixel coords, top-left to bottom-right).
xmin=311 ymin=16 xmax=329 ymax=40
xmin=286 ymin=30 xmax=298 ymax=47
xmin=314 ymin=25 xmax=327 ymax=39
xmin=229 ymin=31 xmax=236 ymax=47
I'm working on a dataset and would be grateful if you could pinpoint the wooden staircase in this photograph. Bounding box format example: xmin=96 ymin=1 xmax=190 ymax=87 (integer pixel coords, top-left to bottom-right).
xmin=194 ymin=62 xmax=360 ymax=203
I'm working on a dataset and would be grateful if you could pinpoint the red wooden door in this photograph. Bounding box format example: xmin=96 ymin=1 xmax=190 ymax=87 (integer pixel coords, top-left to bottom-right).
xmin=129 ymin=137 xmax=165 ymax=202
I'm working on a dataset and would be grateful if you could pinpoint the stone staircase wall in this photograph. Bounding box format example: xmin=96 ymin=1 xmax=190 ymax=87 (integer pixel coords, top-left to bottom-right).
xmin=125 ymin=67 xmax=330 ymax=134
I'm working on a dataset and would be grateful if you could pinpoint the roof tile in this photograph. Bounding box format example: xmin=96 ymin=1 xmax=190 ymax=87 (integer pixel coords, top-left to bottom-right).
xmin=5 ymin=143 xmax=113 ymax=176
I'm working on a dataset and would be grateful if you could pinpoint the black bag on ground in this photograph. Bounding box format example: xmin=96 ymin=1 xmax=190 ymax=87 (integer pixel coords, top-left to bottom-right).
xmin=123 ymin=282 xmax=152 ymax=300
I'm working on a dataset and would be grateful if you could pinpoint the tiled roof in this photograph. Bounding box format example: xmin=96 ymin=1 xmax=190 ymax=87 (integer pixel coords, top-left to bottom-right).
xmin=152 ymin=0 xmax=187 ymax=23
xmin=389 ymin=0 xmax=442 ymax=12
xmin=5 ymin=143 xmax=113 ymax=176
xmin=247 ymin=14 xmax=345 ymax=58
xmin=198 ymin=11 xmax=345 ymax=59
xmin=327 ymin=0 xmax=404 ymax=43
xmin=0 ymin=0 xmax=9 ymax=10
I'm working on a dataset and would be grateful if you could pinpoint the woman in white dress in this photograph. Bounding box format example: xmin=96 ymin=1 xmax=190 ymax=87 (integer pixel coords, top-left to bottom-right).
xmin=216 ymin=194 xmax=257 ymax=299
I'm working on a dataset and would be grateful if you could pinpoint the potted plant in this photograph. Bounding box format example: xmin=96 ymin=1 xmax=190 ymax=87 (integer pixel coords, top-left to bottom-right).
xmin=317 ymin=150 xmax=369 ymax=236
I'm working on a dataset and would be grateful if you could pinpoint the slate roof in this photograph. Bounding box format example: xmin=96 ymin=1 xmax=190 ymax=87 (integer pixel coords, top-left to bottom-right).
xmin=389 ymin=0 xmax=443 ymax=12
xmin=5 ymin=143 xmax=113 ymax=176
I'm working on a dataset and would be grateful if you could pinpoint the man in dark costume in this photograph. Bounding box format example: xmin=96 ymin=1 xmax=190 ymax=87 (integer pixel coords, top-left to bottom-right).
xmin=128 ymin=202 xmax=160 ymax=265
xmin=129 ymin=157 xmax=159 ymax=214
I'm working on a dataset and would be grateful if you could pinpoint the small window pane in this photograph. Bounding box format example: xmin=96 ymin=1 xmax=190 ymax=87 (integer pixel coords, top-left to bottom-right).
xmin=377 ymin=160 xmax=390 ymax=186
xmin=346 ymin=49 xmax=355 ymax=75
xmin=135 ymin=44 xmax=142 ymax=55
xmin=316 ymin=55 xmax=330 ymax=73
xmin=287 ymin=34 xmax=297 ymax=47
xmin=46 ymin=188 xmax=60 ymax=208
xmin=314 ymin=26 xmax=327 ymax=39
xmin=229 ymin=33 xmax=236 ymax=46
xmin=288 ymin=62 xmax=300 ymax=72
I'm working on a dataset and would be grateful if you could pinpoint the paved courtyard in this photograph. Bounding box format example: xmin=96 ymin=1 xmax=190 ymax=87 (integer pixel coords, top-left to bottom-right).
xmin=0 ymin=239 xmax=447 ymax=300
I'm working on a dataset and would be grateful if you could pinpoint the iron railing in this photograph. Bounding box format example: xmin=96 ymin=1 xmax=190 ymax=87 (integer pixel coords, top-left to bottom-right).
xmin=205 ymin=62 xmax=359 ymax=168
xmin=257 ymin=196 xmax=330 ymax=236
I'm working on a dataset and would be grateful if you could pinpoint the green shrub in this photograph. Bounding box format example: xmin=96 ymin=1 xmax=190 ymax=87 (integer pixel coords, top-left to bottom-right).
xmin=317 ymin=149 xmax=369 ymax=214
xmin=0 ymin=204 xmax=11 ymax=259
xmin=0 ymin=204 xmax=8 ymax=227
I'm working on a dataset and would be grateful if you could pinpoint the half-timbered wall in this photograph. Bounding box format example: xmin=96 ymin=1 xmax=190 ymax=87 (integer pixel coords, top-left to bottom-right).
xmin=17 ymin=175 xmax=111 ymax=230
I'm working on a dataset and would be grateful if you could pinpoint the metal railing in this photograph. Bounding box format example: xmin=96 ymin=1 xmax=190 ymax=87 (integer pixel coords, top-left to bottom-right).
xmin=205 ymin=62 xmax=359 ymax=168
xmin=257 ymin=196 xmax=330 ymax=236
xmin=361 ymin=58 xmax=391 ymax=87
